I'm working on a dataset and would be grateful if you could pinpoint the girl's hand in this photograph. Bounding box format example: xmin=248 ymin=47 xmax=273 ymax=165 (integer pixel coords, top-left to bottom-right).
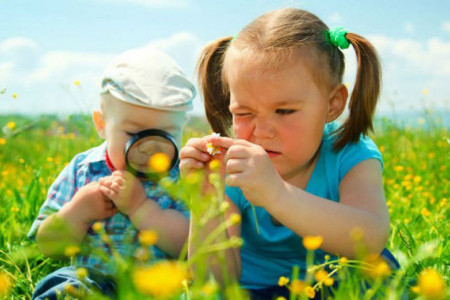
xmin=99 ymin=171 xmax=147 ymax=217
xmin=213 ymin=137 xmax=285 ymax=208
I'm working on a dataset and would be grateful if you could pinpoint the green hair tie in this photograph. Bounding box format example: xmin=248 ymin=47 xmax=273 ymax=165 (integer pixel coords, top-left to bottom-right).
xmin=328 ymin=26 xmax=350 ymax=49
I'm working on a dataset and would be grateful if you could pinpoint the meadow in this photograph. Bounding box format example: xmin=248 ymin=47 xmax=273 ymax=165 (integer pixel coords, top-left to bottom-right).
xmin=0 ymin=112 xmax=448 ymax=299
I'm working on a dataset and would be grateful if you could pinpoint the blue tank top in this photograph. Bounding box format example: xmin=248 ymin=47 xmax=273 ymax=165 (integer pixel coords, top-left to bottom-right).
xmin=225 ymin=122 xmax=383 ymax=289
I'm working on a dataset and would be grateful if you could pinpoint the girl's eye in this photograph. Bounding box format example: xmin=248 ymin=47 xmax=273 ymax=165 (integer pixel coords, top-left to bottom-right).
xmin=276 ymin=109 xmax=296 ymax=115
xmin=125 ymin=131 xmax=134 ymax=136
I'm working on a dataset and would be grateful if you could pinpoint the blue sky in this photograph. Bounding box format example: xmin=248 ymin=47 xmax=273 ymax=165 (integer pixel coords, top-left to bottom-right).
xmin=2 ymin=0 xmax=449 ymax=117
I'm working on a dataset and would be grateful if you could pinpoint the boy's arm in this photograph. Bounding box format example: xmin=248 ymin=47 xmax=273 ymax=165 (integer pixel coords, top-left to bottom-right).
xmin=36 ymin=182 xmax=117 ymax=258
xmin=99 ymin=171 xmax=188 ymax=258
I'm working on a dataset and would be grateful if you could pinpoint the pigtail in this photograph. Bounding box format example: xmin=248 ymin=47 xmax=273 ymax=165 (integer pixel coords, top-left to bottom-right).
xmin=196 ymin=37 xmax=233 ymax=136
xmin=333 ymin=33 xmax=381 ymax=150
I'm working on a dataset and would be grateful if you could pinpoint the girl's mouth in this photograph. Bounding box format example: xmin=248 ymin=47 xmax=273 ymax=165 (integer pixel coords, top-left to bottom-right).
xmin=266 ymin=150 xmax=281 ymax=158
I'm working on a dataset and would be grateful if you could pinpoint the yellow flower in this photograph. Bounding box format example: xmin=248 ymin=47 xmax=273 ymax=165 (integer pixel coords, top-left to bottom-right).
xmin=201 ymin=280 xmax=219 ymax=296
xmin=149 ymin=152 xmax=171 ymax=173
xmin=303 ymin=235 xmax=323 ymax=250
xmin=412 ymin=268 xmax=446 ymax=300
xmin=394 ymin=165 xmax=404 ymax=172
xmin=278 ymin=276 xmax=290 ymax=287
xmin=421 ymin=207 xmax=431 ymax=217
xmin=0 ymin=138 xmax=6 ymax=145
xmin=421 ymin=88 xmax=429 ymax=95
xmin=379 ymin=145 xmax=385 ymax=153
xmin=139 ymin=230 xmax=158 ymax=246
xmin=413 ymin=176 xmax=422 ymax=183
xmin=324 ymin=277 xmax=334 ymax=286
xmin=92 ymin=222 xmax=102 ymax=232
xmin=74 ymin=80 xmax=81 ymax=86
xmin=305 ymin=286 xmax=316 ymax=298
xmin=133 ymin=261 xmax=189 ymax=298
xmin=209 ymin=159 xmax=221 ymax=171
xmin=229 ymin=213 xmax=241 ymax=225
xmin=19 ymin=158 xmax=25 ymax=164
xmin=363 ymin=254 xmax=391 ymax=279
xmin=0 ymin=272 xmax=12 ymax=296
xmin=12 ymin=93 xmax=17 ymax=99
xmin=275 ymin=297 xmax=287 ymax=300
xmin=314 ymin=269 xmax=329 ymax=282
xmin=10 ymin=207 xmax=19 ymax=213
xmin=46 ymin=157 xmax=54 ymax=162
xmin=76 ymin=268 xmax=88 ymax=281
xmin=64 ymin=245 xmax=81 ymax=257
xmin=289 ymin=279 xmax=306 ymax=295
xmin=6 ymin=122 xmax=16 ymax=130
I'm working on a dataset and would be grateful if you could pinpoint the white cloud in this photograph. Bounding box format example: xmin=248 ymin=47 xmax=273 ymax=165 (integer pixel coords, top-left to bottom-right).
xmin=99 ymin=0 xmax=189 ymax=8
xmin=328 ymin=12 xmax=344 ymax=24
xmin=368 ymin=35 xmax=450 ymax=76
xmin=403 ymin=22 xmax=415 ymax=34
xmin=442 ymin=21 xmax=450 ymax=33
xmin=0 ymin=33 xmax=206 ymax=114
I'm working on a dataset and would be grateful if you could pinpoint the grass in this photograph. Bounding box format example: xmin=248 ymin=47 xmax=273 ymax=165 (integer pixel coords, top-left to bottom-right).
xmin=0 ymin=113 xmax=448 ymax=299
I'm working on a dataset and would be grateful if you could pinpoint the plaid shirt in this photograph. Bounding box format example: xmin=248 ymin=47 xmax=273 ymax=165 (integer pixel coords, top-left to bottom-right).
xmin=28 ymin=142 xmax=188 ymax=272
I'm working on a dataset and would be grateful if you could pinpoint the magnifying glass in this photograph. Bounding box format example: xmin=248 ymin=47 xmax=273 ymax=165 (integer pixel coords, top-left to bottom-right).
xmin=124 ymin=129 xmax=179 ymax=180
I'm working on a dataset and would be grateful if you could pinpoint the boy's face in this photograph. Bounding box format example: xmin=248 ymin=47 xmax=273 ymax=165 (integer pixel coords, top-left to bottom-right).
xmin=93 ymin=95 xmax=185 ymax=171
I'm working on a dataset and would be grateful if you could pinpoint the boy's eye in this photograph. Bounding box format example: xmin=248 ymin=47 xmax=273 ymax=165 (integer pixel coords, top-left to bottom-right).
xmin=275 ymin=109 xmax=296 ymax=115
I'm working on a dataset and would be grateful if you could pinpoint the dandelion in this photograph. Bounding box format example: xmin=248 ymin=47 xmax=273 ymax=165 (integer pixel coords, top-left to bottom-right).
xmin=46 ymin=157 xmax=54 ymax=162
xmin=413 ymin=176 xmax=422 ymax=183
xmin=19 ymin=158 xmax=25 ymax=164
xmin=149 ymin=152 xmax=170 ymax=173
xmin=10 ymin=207 xmax=19 ymax=213
xmin=379 ymin=145 xmax=385 ymax=153
xmin=74 ymin=80 xmax=81 ymax=86
xmin=133 ymin=261 xmax=189 ymax=298
xmin=421 ymin=88 xmax=429 ymax=95
xmin=139 ymin=230 xmax=158 ymax=246
xmin=207 ymin=132 xmax=222 ymax=155
xmin=0 ymin=138 xmax=6 ymax=145
xmin=276 ymin=297 xmax=287 ymax=300
xmin=64 ymin=245 xmax=81 ymax=257
xmin=0 ymin=272 xmax=12 ymax=296
xmin=303 ymin=235 xmax=323 ymax=250
xmin=278 ymin=276 xmax=290 ymax=286
xmin=12 ymin=93 xmax=17 ymax=99
xmin=412 ymin=268 xmax=446 ymax=300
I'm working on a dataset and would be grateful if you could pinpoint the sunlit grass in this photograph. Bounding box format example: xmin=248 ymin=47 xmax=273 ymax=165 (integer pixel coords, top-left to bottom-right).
xmin=0 ymin=113 xmax=448 ymax=299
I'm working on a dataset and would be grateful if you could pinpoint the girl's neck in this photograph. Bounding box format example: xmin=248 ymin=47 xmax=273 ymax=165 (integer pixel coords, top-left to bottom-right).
xmin=282 ymin=144 xmax=321 ymax=189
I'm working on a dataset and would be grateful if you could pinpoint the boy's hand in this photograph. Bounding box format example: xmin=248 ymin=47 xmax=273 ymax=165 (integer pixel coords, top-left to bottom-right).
xmin=212 ymin=137 xmax=284 ymax=208
xmin=63 ymin=182 xmax=117 ymax=226
xmin=99 ymin=171 xmax=147 ymax=217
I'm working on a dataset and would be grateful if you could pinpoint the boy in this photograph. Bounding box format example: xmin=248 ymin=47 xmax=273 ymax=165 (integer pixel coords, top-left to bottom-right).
xmin=29 ymin=46 xmax=196 ymax=299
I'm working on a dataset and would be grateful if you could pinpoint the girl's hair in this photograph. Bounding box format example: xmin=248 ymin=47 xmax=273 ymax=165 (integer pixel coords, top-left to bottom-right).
xmin=197 ymin=8 xmax=381 ymax=150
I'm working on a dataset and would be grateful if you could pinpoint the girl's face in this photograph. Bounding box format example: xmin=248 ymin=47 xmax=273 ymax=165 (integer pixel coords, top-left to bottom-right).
xmin=226 ymin=50 xmax=339 ymax=184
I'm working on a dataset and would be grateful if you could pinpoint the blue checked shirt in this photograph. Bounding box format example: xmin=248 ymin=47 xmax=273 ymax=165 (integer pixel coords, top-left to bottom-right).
xmin=28 ymin=142 xmax=188 ymax=272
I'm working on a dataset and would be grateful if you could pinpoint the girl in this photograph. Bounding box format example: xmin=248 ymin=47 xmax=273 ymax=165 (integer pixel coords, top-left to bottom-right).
xmin=180 ymin=8 xmax=398 ymax=299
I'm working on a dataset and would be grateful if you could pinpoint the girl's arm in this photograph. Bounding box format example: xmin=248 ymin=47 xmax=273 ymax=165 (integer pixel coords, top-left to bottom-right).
xmin=266 ymin=159 xmax=390 ymax=258
xmin=180 ymin=136 xmax=241 ymax=284
xmin=188 ymin=196 xmax=242 ymax=284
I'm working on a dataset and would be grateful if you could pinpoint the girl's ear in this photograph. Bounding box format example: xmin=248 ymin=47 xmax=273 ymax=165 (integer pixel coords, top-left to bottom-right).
xmin=326 ymin=84 xmax=348 ymax=122
xmin=92 ymin=110 xmax=106 ymax=138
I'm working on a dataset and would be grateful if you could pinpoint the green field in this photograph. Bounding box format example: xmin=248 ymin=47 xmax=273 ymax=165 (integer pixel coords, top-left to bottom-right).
xmin=0 ymin=113 xmax=448 ymax=299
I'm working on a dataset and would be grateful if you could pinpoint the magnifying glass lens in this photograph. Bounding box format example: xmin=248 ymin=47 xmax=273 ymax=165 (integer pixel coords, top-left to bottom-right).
xmin=126 ymin=135 xmax=176 ymax=175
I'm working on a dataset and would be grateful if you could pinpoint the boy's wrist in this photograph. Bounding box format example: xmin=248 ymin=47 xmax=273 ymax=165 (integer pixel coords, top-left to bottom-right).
xmin=129 ymin=200 xmax=161 ymax=230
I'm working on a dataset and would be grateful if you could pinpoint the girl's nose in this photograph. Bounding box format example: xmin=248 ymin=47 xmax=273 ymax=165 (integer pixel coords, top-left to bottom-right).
xmin=252 ymin=117 xmax=274 ymax=139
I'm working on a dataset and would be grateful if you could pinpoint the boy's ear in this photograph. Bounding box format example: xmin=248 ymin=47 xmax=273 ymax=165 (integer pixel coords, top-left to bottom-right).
xmin=326 ymin=84 xmax=348 ymax=122
xmin=92 ymin=110 xmax=106 ymax=138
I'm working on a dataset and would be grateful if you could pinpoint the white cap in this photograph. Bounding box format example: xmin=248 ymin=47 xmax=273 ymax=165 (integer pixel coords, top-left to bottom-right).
xmin=101 ymin=46 xmax=196 ymax=112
